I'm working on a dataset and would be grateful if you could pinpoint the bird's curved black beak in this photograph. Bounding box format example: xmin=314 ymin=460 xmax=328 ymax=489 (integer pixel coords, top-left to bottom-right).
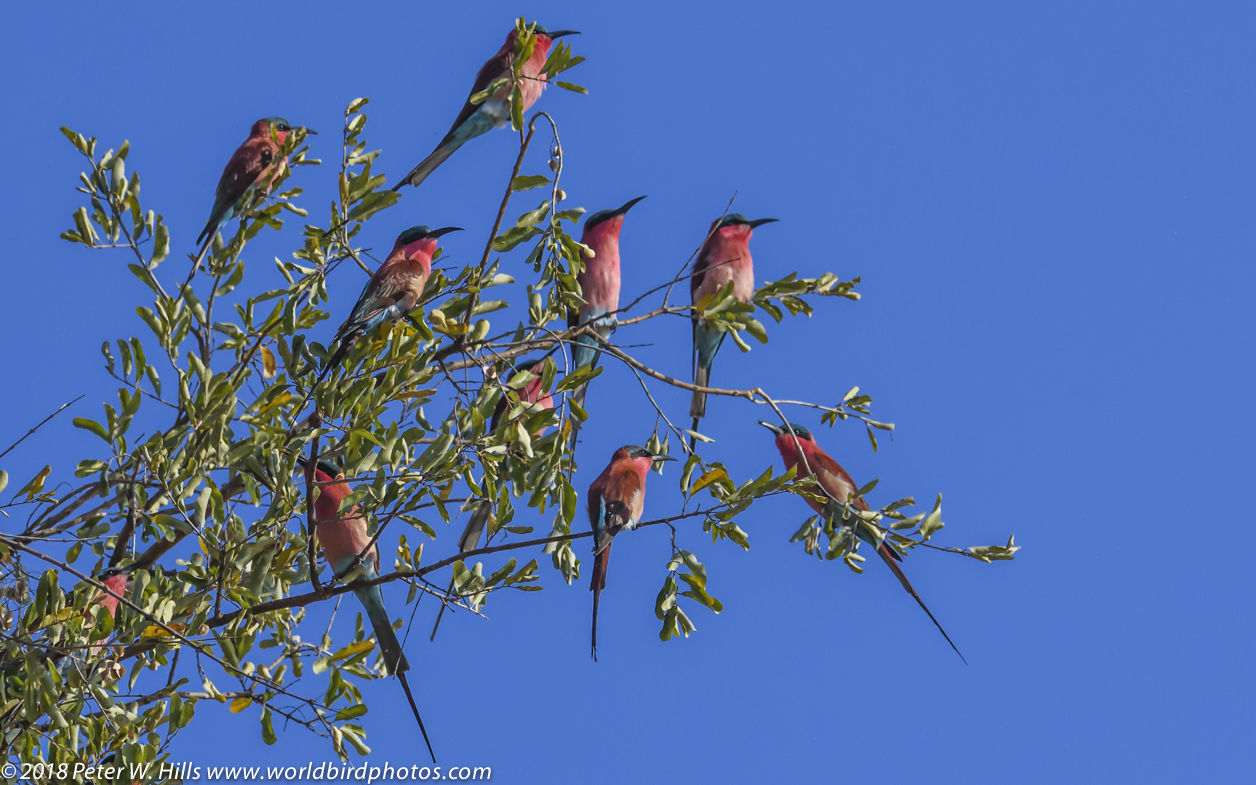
xmin=650 ymin=453 xmax=677 ymax=463
xmin=302 ymin=127 xmax=319 ymax=135
xmin=615 ymin=195 xmax=647 ymax=217
xmin=548 ymin=30 xmax=580 ymax=39
xmin=749 ymin=218 xmax=779 ymax=229
xmin=757 ymin=420 xmax=786 ymax=435
xmin=432 ymin=226 xmax=465 ymax=238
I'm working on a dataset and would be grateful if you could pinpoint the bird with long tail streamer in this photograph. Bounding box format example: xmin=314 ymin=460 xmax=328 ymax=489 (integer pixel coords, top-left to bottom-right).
xmin=588 ymin=444 xmax=674 ymax=660
xmin=689 ymin=214 xmax=777 ymax=448
xmin=758 ymin=421 xmax=966 ymax=663
xmin=392 ymin=23 xmax=578 ymax=191
xmin=290 ymin=225 xmax=461 ymax=424
xmin=307 ymin=459 xmax=437 ymax=761
xmin=567 ymin=196 xmax=646 ymax=436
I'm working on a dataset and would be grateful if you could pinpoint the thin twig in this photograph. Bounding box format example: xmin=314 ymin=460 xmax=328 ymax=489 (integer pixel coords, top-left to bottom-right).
xmin=0 ymin=396 xmax=83 ymax=461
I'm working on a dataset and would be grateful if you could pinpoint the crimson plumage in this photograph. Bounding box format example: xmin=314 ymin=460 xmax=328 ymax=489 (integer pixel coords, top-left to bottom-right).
xmin=324 ymin=225 xmax=461 ymax=372
xmin=309 ymin=462 xmax=437 ymax=760
xmin=194 ymin=118 xmax=298 ymax=270
xmin=587 ymin=444 xmax=673 ymax=660
xmin=567 ymin=196 xmax=646 ymax=422
xmin=393 ymin=25 xmax=579 ymax=190
xmin=759 ymin=422 xmax=965 ymax=662
xmin=689 ymin=215 xmax=777 ymax=440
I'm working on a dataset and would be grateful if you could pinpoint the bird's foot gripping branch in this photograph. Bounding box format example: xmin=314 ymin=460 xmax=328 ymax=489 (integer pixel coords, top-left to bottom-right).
xmin=1 ymin=16 xmax=1015 ymax=772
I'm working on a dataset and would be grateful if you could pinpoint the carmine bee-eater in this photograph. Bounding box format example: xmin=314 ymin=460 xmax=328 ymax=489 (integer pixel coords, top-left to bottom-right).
xmin=567 ymin=196 xmax=646 ymax=418
xmin=758 ymin=421 xmax=966 ymax=662
xmin=588 ymin=444 xmax=675 ymax=660
xmin=89 ymin=566 xmax=130 ymax=623
xmin=308 ymin=459 xmax=436 ymax=761
xmin=34 ymin=565 xmax=132 ymax=679
xmin=76 ymin=565 xmax=131 ymax=660
xmin=392 ymin=24 xmax=579 ymax=191
xmin=689 ymin=214 xmax=778 ymax=442
xmin=323 ymin=225 xmax=463 ymax=373
xmin=430 ymin=358 xmax=554 ymax=640
xmin=193 ymin=118 xmax=309 ymax=270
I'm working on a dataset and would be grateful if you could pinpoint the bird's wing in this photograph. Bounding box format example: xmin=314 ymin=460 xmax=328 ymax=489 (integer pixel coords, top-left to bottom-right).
xmin=440 ymin=49 xmax=512 ymax=148
xmin=589 ymin=492 xmax=607 ymax=553
xmin=489 ymin=390 xmax=510 ymax=433
xmin=811 ymin=450 xmax=860 ymax=507
xmin=338 ymin=272 xmax=409 ymax=340
xmin=604 ymin=498 xmax=633 ymax=537
xmin=604 ymin=466 xmax=642 ymax=530
xmin=690 ymin=245 xmax=709 ymax=302
xmin=200 ymin=142 xmax=269 ymax=242
xmin=589 ymin=487 xmax=635 ymax=556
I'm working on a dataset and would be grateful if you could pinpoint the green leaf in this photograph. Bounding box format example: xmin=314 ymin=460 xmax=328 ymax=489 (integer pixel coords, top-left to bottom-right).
xmin=790 ymin=516 xmax=818 ymax=542
xmin=743 ymin=316 xmax=769 ymax=343
xmin=965 ymin=535 xmax=1020 ymax=562
xmin=511 ymin=174 xmax=550 ymax=191
xmin=554 ymin=81 xmax=589 ymax=94
xmin=261 ymin=708 xmax=277 ymax=745
xmin=682 ymin=429 xmax=714 ymax=444
xmin=919 ymin=494 xmax=944 ymax=541
xmin=854 ymin=478 xmax=879 ymax=500
xmin=689 ymin=468 xmax=726 ymax=495
xmin=334 ymin=704 xmax=368 ymax=721
xmin=339 ymin=724 xmax=371 ymax=756
xmin=151 ymin=221 xmax=170 ymax=265
xmin=470 ymin=77 xmax=509 ymax=106
xmin=346 ymin=191 xmax=399 ymax=223
xmin=510 ymin=85 xmax=524 ymax=132
xmin=330 ymin=639 xmax=375 ymax=662
xmin=16 ymin=465 xmax=51 ymax=500
xmin=679 ymin=574 xmax=723 ymax=613
xmin=679 ymin=550 xmax=708 ymax=586
xmin=491 ymin=226 xmax=543 ymax=253
xmin=516 ymin=200 xmax=551 ymax=229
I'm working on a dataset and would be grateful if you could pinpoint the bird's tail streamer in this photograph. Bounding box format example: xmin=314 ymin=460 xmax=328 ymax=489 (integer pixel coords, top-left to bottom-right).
xmin=393 ymin=144 xmax=458 ymax=192
xmin=357 ymin=584 xmax=436 ymax=760
xmin=590 ymin=543 xmax=611 ymax=661
xmin=874 ymin=544 xmax=967 ymax=665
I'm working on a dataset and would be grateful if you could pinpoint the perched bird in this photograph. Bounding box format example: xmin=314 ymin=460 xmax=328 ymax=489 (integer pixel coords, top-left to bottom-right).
xmin=77 ymin=565 xmax=130 ymax=658
xmin=324 ymin=225 xmax=463 ymax=373
xmin=430 ymin=358 xmax=554 ymax=640
xmin=758 ymin=421 xmax=966 ymax=662
xmin=392 ymin=24 xmax=579 ymax=191
xmin=86 ymin=566 xmax=130 ymax=621
xmin=193 ymin=117 xmax=307 ymax=270
xmin=588 ymin=444 xmax=674 ymax=660
xmin=34 ymin=565 xmax=132 ymax=678
xmin=567 ymin=196 xmax=646 ymax=418
xmin=689 ymin=214 xmax=777 ymax=442
xmin=308 ymin=459 xmax=436 ymax=760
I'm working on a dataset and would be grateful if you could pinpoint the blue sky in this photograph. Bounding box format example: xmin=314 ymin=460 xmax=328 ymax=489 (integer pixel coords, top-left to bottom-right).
xmin=2 ymin=1 xmax=1254 ymax=782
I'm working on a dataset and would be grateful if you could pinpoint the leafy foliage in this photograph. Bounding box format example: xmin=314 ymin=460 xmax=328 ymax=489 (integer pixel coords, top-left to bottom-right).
xmin=0 ymin=19 xmax=1015 ymax=776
